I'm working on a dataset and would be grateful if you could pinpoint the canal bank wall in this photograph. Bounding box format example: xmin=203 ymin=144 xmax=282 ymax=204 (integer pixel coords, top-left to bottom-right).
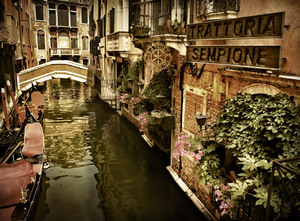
xmin=111 ymin=100 xmax=217 ymax=220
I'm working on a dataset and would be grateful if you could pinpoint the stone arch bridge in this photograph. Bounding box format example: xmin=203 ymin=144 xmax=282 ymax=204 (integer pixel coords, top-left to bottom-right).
xmin=17 ymin=60 xmax=88 ymax=91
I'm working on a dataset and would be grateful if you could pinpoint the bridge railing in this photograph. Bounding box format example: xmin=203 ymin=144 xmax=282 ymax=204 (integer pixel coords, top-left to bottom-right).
xmin=50 ymin=48 xmax=81 ymax=56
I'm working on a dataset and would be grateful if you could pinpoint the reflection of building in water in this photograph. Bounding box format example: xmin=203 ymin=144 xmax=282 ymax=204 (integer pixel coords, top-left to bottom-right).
xmin=44 ymin=79 xmax=95 ymax=168
xmin=90 ymin=112 xmax=159 ymax=220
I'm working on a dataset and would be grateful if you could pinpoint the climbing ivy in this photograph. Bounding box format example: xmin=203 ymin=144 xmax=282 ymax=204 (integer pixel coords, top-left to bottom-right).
xmin=174 ymin=93 xmax=300 ymax=218
xmin=213 ymin=93 xmax=300 ymax=217
xmin=127 ymin=58 xmax=143 ymax=83
xmin=143 ymin=69 xmax=173 ymax=109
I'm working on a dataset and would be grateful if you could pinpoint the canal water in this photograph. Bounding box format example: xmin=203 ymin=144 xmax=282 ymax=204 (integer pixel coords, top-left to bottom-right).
xmin=33 ymin=79 xmax=207 ymax=221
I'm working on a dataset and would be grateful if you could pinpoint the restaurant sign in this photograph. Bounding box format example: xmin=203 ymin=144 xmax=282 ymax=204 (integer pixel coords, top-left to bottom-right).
xmin=187 ymin=12 xmax=284 ymax=40
xmin=186 ymin=46 xmax=281 ymax=70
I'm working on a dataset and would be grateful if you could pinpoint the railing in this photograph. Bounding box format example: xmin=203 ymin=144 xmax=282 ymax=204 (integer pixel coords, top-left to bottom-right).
xmin=152 ymin=15 xmax=186 ymax=35
xmin=265 ymin=157 xmax=300 ymax=221
xmin=130 ymin=0 xmax=186 ymax=37
xmin=99 ymin=79 xmax=117 ymax=100
xmin=210 ymin=156 xmax=300 ymax=220
xmin=49 ymin=48 xmax=81 ymax=56
xmin=211 ymin=186 xmax=259 ymax=220
xmin=196 ymin=0 xmax=240 ymax=17
xmin=107 ymin=32 xmax=131 ymax=52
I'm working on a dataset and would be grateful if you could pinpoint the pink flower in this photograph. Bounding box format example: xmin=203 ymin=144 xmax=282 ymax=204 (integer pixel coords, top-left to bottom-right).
xmin=221 ymin=185 xmax=228 ymax=191
xmin=215 ymin=189 xmax=222 ymax=199
xmin=221 ymin=209 xmax=226 ymax=216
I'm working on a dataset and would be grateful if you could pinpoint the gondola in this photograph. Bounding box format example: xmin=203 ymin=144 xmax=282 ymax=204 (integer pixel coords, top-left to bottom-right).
xmin=0 ymin=105 xmax=45 ymax=221
xmin=0 ymin=83 xmax=44 ymax=149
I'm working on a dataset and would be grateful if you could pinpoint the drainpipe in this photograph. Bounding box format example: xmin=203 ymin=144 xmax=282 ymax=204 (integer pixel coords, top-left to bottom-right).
xmin=177 ymin=64 xmax=185 ymax=175
xmin=179 ymin=64 xmax=184 ymax=133
xmin=17 ymin=0 xmax=24 ymax=70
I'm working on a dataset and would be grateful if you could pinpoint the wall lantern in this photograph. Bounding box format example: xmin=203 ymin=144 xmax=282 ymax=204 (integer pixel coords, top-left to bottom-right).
xmin=127 ymin=78 xmax=134 ymax=87
xmin=155 ymin=94 xmax=165 ymax=111
xmin=137 ymin=81 xmax=144 ymax=89
xmin=195 ymin=113 xmax=207 ymax=130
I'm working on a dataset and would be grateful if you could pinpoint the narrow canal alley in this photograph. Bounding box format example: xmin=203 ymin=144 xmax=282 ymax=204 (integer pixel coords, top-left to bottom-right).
xmin=32 ymin=79 xmax=207 ymax=221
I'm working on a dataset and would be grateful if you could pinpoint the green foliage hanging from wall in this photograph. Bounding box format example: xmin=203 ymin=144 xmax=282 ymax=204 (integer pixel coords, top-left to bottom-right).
xmin=117 ymin=59 xmax=143 ymax=93
xmin=127 ymin=58 xmax=143 ymax=83
xmin=173 ymin=93 xmax=300 ymax=219
xmin=143 ymin=69 xmax=173 ymax=109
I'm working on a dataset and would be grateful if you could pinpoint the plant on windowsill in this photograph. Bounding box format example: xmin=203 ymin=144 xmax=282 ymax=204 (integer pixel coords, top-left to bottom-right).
xmin=167 ymin=19 xmax=186 ymax=34
xmin=130 ymin=22 xmax=151 ymax=37
xmin=149 ymin=110 xmax=175 ymax=131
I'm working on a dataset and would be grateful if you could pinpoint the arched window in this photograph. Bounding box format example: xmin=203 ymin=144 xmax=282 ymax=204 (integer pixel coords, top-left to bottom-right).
xmin=58 ymin=31 xmax=69 ymax=48
xmin=35 ymin=3 xmax=44 ymax=21
xmin=81 ymin=7 xmax=87 ymax=23
xmin=37 ymin=30 xmax=45 ymax=49
xmin=58 ymin=4 xmax=69 ymax=26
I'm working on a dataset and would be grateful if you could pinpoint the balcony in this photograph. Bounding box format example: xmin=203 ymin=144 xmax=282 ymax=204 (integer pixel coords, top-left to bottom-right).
xmin=50 ymin=48 xmax=81 ymax=57
xmin=130 ymin=0 xmax=187 ymax=37
xmin=107 ymin=32 xmax=131 ymax=56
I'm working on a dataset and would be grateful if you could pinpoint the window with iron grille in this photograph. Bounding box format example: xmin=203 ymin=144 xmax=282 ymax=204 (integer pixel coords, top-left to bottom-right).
xmin=196 ymin=0 xmax=239 ymax=17
xmin=35 ymin=4 xmax=44 ymax=21
xmin=58 ymin=4 xmax=69 ymax=26
xmin=37 ymin=30 xmax=45 ymax=49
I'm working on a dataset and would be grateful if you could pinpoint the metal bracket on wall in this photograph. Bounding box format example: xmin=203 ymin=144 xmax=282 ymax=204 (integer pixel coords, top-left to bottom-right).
xmin=183 ymin=62 xmax=206 ymax=79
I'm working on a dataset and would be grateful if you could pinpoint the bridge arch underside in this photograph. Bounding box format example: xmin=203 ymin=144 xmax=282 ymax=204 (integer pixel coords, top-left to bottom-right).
xmin=17 ymin=63 xmax=88 ymax=91
xmin=19 ymin=71 xmax=87 ymax=91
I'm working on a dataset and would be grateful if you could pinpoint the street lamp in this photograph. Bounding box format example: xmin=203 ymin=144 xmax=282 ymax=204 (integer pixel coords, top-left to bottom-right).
xmin=155 ymin=94 xmax=165 ymax=111
xmin=195 ymin=113 xmax=207 ymax=131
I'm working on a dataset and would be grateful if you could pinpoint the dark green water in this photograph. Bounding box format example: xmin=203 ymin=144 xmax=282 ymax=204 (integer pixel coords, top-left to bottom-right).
xmin=33 ymin=79 xmax=207 ymax=221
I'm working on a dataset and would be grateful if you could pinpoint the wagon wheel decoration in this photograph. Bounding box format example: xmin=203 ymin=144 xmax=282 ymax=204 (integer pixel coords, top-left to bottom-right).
xmin=144 ymin=42 xmax=172 ymax=72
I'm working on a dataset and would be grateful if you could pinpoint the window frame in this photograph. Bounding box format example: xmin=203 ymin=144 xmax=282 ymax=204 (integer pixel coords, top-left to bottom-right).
xmin=35 ymin=3 xmax=44 ymax=21
xmin=82 ymin=36 xmax=88 ymax=50
xmin=70 ymin=5 xmax=77 ymax=27
xmin=37 ymin=30 xmax=46 ymax=50
xmin=81 ymin=7 xmax=88 ymax=24
xmin=58 ymin=4 xmax=69 ymax=27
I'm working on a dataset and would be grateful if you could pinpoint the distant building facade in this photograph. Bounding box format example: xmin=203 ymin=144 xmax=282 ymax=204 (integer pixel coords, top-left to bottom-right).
xmin=30 ymin=0 xmax=91 ymax=65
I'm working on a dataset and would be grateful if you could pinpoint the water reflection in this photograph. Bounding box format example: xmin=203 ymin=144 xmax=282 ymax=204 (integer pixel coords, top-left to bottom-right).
xmin=33 ymin=79 xmax=206 ymax=221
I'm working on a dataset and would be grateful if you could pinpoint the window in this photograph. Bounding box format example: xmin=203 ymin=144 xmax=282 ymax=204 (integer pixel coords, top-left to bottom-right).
xmin=37 ymin=30 xmax=45 ymax=49
xmin=196 ymin=0 xmax=239 ymax=17
xmin=49 ymin=3 xmax=56 ymax=25
xmin=50 ymin=37 xmax=57 ymax=48
xmin=71 ymin=38 xmax=78 ymax=48
xmin=82 ymin=36 xmax=88 ymax=50
xmin=83 ymin=59 xmax=88 ymax=65
xmin=58 ymin=4 xmax=68 ymax=26
xmin=35 ymin=4 xmax=44 ymax=21
xmin=109 ymin=8 xmax=115 ymax=34
xmin=39 ymin=59 xmax=46 ymax=65
xmin=70 ymin=6 xmax=77 ymax=26
xmin=81 ymin=7 xmax=87 ymax=23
